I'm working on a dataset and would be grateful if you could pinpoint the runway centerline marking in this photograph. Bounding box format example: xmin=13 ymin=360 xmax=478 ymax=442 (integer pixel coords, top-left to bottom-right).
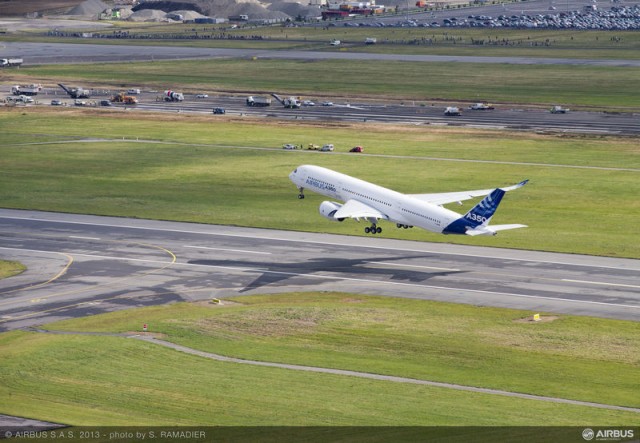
xmin=184 ymin=245 xmax=271 ymax=255
xmin=69 ymin=235 xmax=101 ymax=240
xmin=562 ymin=279 xmax=640 ymax=289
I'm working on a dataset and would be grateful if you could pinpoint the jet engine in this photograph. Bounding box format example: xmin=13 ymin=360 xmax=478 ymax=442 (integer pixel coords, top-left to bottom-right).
xmin=319 ymin=201 xmax=345 ymax=222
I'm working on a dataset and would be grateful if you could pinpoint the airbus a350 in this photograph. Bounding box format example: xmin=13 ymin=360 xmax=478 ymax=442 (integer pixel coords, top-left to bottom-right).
xmin=289 ymin=165 xmax=528 ymax=236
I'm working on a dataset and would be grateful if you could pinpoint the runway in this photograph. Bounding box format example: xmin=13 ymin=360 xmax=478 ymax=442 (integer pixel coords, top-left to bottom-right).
xmin=0 ymin=208 xmax=638 ymax=331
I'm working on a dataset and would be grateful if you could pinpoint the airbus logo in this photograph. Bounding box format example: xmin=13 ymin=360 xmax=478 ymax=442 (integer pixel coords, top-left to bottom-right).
xmin=582 ymin=428 xmax=635 ymax=441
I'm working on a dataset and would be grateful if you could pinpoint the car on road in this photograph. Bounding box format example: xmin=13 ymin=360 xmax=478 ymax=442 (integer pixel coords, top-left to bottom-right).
xmin=349 ymin=146 xmax=364 ymax=153
xmin=282 ymin=143 xmax=297 ymax=150
xmin=99 ymin=100 xmax=112 ymax=106
xmin=127 ymin=88 xmax=141 ymax=95
xmin=196 ymin=94 xmax=209 ymax=98
xmin=74 ymin=99 xmax=87 ymax=106
xmin=322 ymin=101 xmax=334 ymax=107
xmin=303 ymin=100 xmax=315 ymax=106
xmin=213 ymin=107 xmax=225 ymax=114
xmin=51 ymin=99 xmax=63 ymax=106
xmin=321 ymin=144 xmax=334 ymax=152
xmin=550 ymin=105 xmax=570 ymax=114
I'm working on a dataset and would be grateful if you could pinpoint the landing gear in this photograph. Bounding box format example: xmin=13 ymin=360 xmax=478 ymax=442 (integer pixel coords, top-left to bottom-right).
xmin=364 ymin=224 xmax=382 ymax=235
xmin=297 ymin=187 xmax=305 ymax=199
xmin=396 ymin=223 xmax=413 ymax=229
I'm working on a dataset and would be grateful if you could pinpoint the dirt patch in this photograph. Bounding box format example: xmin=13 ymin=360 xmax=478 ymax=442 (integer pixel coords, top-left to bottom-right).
xmin=513 ymin=315 xmax=560 ymax=324
xmin=125 ymin=331 xmax=168 ymax=339
xmin=0 ymin=1 xmax=85 ymax=16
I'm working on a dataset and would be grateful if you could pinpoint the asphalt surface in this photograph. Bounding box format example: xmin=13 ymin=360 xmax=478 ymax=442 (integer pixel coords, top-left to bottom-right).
xmin=1 ymin=209 xmax=638 ymax=332
xmin=4 ymin=41 xmax=640 ymax=67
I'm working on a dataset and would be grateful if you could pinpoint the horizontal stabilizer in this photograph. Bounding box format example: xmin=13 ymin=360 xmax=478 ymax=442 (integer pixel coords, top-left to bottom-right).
xmin=465 ymin=224 xmax=528 ymax=236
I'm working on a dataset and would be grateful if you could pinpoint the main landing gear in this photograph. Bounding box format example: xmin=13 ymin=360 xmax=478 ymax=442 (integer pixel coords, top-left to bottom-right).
xmin=364 ymin=224 xmax=382 ymax=235
xmin=297 ymin=187 xmax=305 ymax=199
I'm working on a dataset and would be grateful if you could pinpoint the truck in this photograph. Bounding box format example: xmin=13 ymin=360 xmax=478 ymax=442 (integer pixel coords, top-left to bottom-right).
xmin=444 ymin=106 xmax=462 ymax=116
xmin=58 ymin=83 xmax=91 ymax=99
xmin=550 ymin=105 xmax=569 ymax=114
xmin=365 ymin=37 xmax=377 ymax=45
xmin=246 ymin=96 xmax=272 ymax=107
xmin=1 ymin=58 xmax=23 ymax=67
xmin=11 ymin=84 xmax=42 ymax=96
xmin=469 ymin=103 xmax=495 ymax=110
xmin=111 ymin=92 xmax=138 ymax=104
xmin=271 ymin=93 xmax=301 ymax=109
xmin=163 ymin=90 xmax=184 ymax=102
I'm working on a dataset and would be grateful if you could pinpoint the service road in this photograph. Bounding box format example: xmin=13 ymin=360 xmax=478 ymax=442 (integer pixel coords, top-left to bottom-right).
xmin=0 ymin=209 xmax=638 ymax=331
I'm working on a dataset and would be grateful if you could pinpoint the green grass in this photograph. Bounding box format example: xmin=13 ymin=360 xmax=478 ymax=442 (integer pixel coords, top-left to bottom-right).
xmin=0 ymin=293 xmax=636 ymax=426
xmin=1 ymin=108 xmax=638 ymax=258
xmin=0 ymin=260 xmax=25 ymax=279
xmin=6 ymin=58 xmax=640 ymax=110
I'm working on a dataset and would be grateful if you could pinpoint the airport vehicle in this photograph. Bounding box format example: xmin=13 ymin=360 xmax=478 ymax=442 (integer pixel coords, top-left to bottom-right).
xmin=282 ymin=143 xmax=297 ymax=150
xmin=127 ymin=88 xmax=141 ymax=94
xmin=289 ymin=165 xmax=528 ymax=236
xmin=444 ymin=106 xmax=462 ymax=116
xmin=550 ymin=105 xmax=570 ymax=114
xmin=111 ymin=93 xmax=138 ymax=104
xmin=469 ymin=103 xmax=494 ymax=110
xmin=365 ymin=37 xmax=377 ymax=44
xmin=11 ymin=84 xmax=42 ymax=96
xmin=303 ymin=100 xmax=316 ymax=106
xmin=213 ymin=107 xmax=226 ymax=114
xmin=0 ymin=58 xmax=23 ymax=67
xmin=350 ymin=146 xmax=364 ymax=153
xmin=271 ymin=93 xmax=301 ymax=109
xmin=163 ymin=90 xmax=184 ymax=102
xmin=321 ymin=144 xmax=335 ymax=152
xmin=6 ymin=95 xmax=33 ymax=104
xmin=50 ymin=99 xmax=63 ymax=106
xmin=58 ymin=83 xmax=91 ymax=99
xmin=307 ymin=144 xmax=320 ymax=150
xmin=99 ymin=100 xmax=112 ymax=106
xmin=322 ymin=101 xmax=334 ymax=107
xmin=246 ymin=96 xmax=272 ymax=107
xmin=330 ymin=40 xmax=341 ymax=46
xmin=74 ymin=99 xmax=87 ymax=106
xmin=196 ymin=93 xmax=209 ymax=98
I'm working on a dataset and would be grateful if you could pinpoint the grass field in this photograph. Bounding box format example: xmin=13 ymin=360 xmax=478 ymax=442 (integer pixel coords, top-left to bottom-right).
xmin=0 ymin=260 xmax=25 ymax=279
xmin=0 ymin=293 xmax=637 ymax=427
xmin=3 ymin=58 xmax=640 ymax=111
xmin=1 ymin=108 xmax=639 ymax=258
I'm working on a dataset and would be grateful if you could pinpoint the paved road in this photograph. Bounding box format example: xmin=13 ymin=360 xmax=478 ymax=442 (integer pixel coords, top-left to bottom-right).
xmin=1 ymin=209 xmax=638 ymax=332
xmin=3 ymin=41 xmax=640 ymax=67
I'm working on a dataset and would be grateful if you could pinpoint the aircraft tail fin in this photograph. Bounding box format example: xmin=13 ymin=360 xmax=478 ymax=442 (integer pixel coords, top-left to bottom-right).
xmin=443 ymin=188 xmax=510 ymax=235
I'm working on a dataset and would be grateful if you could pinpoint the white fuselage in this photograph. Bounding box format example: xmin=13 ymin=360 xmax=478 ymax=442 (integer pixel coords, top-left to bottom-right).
xmin=289 ymin=165 xmax=463 ymax=234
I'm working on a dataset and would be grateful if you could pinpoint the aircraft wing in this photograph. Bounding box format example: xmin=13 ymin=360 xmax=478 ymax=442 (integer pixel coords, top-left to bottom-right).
xmin=408 ymin=180 xmax=529 ymax=206
xmin=334 ymin=199 xmax=389 ymax=220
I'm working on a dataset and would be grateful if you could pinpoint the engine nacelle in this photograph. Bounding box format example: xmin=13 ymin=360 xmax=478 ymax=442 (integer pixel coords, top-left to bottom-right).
xmin=319 ymin=201 xmax=345 ymax=222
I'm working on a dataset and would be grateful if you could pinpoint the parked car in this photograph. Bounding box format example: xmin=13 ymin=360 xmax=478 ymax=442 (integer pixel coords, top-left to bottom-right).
xmin=349 ymin=146 xmax=364 ymax=153
xmin=99 ymin=100 xmax=112 ymax=106
xmin=321 ymin=144 xmax=334 ymax=152
xmin=322 ymin=101 xmax=334 ymax=107
xmin=282 ymin=143 xmax=297 ymax=150
xmin=196 ymin=93 xmax=209 ymax=98
xmin=550 ymin=105 xmax=570 ymax=114
xmin=213 ymin=107 xmax=225 ymax=114
xmin=50 ymin=99 xmax=63 ymax=106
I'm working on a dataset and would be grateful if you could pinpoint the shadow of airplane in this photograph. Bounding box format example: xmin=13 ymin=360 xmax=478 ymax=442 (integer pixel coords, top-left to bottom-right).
xmin=188 ymin=255 xmax=465 ymax=292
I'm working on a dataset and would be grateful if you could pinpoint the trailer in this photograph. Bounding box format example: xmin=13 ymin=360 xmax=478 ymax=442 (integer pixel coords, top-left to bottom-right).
xmin=246 ymin=96 xmax=272 ymax=107
xmin=0 ymin=58 xmax=23 ymax=67
xmin=11 ymin=84 xmax=42 ymax=96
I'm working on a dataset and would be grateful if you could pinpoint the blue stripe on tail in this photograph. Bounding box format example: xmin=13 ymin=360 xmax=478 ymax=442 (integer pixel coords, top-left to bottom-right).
xmin=443 ymin=189 xmax=505 ymax=235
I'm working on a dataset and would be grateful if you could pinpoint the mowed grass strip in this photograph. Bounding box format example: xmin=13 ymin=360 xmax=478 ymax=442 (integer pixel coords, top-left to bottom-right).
xmin=1 ymin=109 xmax=638 ymax=258
xmin=0 ymin=293 xmax=638 ymax=426
xmin=0 ymin=260 xmax=25 ymax=279
xmin=10 ymin=57 xmax=640 ymax=110
xmin=46 ymin=293 xmax=640 ymax=411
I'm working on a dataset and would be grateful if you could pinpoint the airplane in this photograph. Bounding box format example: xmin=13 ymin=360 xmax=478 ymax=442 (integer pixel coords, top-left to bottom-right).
xmin=289 ymin=165 xmax=529 ymax=236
